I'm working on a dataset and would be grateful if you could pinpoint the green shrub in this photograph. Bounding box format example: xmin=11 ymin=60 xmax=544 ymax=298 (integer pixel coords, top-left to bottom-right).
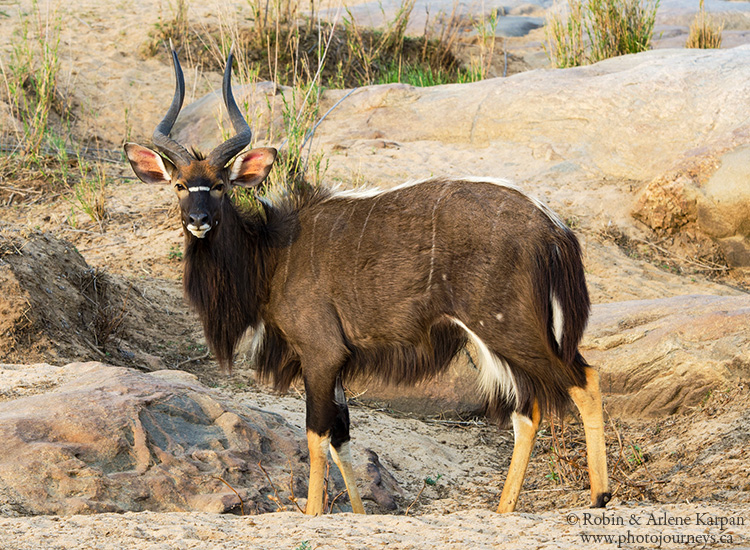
xmin=546 ymin=0 xmax=660 ymax=67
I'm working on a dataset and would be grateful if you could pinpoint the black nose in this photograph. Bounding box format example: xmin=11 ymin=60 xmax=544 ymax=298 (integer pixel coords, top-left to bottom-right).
xmin=188 ymin=212 xmax=208 ymax=227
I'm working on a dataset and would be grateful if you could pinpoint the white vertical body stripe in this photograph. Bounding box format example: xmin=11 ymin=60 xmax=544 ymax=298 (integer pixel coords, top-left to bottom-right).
xmin=450 ymin=318 xmax=518 ymax=408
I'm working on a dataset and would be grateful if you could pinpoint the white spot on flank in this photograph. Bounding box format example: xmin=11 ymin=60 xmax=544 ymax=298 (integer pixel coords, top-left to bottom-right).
xmin=495 ymin=312 xmax=504 ymax=322
xmin=551 ymin=292 xmax=564 ymax=346
xmin=450 ymin=317 xmax=518 ymax=408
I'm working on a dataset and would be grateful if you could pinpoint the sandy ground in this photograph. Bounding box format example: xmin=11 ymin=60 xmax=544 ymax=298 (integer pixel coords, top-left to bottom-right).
xmin=1 ymin=504 xmax=748 ymax=549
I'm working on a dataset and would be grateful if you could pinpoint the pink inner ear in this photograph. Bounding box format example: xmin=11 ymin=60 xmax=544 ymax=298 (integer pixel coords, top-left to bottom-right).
xmin=241 ymin=151 xmax=271 ymax=171
xmin=131 ymin=148 xmax=161 ymax=164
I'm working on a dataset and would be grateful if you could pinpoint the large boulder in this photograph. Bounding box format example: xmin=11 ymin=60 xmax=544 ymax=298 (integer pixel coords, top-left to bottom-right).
xmin=173 ymin=46 xmax=750 ymax=186
xmin=0 ymin=362 xmax=306 ymax=516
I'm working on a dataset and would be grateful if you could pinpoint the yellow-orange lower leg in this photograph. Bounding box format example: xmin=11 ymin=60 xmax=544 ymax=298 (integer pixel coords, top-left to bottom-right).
xmin=305 ymin=430 xmax=329 ymax=515
xmin=330 ymin=442 xmax=365 ymax=514
xmin=569 ymin=368 xmax=610 ymax=507
xmin=497 ymin=401 xmax=541 ymax=513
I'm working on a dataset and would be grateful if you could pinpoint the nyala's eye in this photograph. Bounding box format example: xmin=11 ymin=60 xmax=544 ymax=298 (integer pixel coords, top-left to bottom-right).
xmin=175 ymin=183 xmax=187 ymax=192
xmin=212 ymin=184 xmax=224 ymax=193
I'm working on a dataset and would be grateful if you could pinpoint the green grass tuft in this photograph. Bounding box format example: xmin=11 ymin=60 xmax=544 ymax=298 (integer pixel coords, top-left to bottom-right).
xmin=546 ymin=0 xmax=659 ymax=68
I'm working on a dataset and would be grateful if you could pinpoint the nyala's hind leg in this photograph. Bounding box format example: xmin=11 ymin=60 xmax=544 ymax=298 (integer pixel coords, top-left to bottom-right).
xmin=497 ymin=400 xmax=541 ymax=513
xmin=568 ymin=367 xmax=611 ymax=507
xmin=329 ymin=377 xmax=365 ymax=514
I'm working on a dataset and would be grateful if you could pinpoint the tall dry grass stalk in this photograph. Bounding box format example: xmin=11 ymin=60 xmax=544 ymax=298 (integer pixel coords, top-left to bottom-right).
xmin=686 ymin=0 xmax=723 ymax=48
xmin=586 ymin=0 xmax=659 ymax=62
xmin=546 ymin=0 xmax=586 ymax=68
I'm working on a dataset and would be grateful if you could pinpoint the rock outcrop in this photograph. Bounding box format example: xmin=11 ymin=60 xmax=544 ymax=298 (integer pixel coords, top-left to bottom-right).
xmin=0 ymin=363 xmax=306 ymax=516
xmin=634 ymin=144 xmax=750 ymax=271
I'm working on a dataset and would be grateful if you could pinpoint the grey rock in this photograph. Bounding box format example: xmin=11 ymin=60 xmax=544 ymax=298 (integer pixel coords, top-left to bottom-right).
xmin=0 ymin=363 xmax=306 ymax=515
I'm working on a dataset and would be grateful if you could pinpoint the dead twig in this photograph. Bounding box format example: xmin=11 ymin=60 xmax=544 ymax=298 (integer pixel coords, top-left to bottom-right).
xmin=258 ymin=460 xmax=285 ymax=511
xmin=174 ymin=351 xmax=210 ymax=369
xmin=328 ymin=489 xmax=347 ymax=513
xmin=0 ymin=185 xmax=43 ymax=195
xmin=630 ymin=236 xmax=729 ymax=272
xmin=214 ymin=475 xmax=246 ymax=516
xmin=405 ymin=480 xmax=428 ymax=516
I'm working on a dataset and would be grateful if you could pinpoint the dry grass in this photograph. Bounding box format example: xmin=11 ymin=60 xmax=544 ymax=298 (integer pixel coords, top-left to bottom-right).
xmin=545 ymin=0 xmax=586 ymax=68
xmin=144 ymin=0 xmax=480 ymax=89
xmin=78 ymin=268 xmax=129 ymax=352
xmin=0 ymin=0 xmax=72 ymax=161
xmin=686 ymin=0 xmax=723 ymax=49
xmin=540 ymin=413 xmax=663 ymax=503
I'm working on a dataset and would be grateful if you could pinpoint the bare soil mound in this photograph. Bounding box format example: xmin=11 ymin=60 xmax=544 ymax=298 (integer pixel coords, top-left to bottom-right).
xmin=0 ymin=229 xmax=197 ymax=370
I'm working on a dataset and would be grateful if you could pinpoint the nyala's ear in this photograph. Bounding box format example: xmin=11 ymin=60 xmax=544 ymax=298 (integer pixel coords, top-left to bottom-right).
xmin=229 ymin=147 xmax=277 ymax=188
xmin=124 ymin=143 xmax=176 ymax=185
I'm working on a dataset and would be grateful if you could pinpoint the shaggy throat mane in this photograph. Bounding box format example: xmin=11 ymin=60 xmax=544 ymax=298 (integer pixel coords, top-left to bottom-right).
xmin=183 ymin=204 xmax=268 ymax=370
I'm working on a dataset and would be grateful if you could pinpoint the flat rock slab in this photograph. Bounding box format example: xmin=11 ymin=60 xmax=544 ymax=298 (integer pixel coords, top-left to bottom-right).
xmin=582 ymin=294 xmax=750 ymax=417
xmin=0 ymin=363 xmax=306 ymax=516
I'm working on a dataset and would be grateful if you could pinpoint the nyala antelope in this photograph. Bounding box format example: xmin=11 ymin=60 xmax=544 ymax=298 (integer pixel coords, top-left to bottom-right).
xmin=125 ymin=50 xmax=611 ymax=515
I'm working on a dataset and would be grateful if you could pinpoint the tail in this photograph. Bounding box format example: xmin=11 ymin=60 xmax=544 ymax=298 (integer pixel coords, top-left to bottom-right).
xmin=536 ymin=226 xmax=591 ymax=370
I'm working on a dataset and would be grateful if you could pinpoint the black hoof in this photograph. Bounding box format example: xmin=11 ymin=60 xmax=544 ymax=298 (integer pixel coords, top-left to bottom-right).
xmin=593 ymin=492 xmax=612 ymax=508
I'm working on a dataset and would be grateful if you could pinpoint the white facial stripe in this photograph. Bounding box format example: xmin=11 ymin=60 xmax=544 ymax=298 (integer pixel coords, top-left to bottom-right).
xmin=189 ymin=186 xmax=211 ymax=192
